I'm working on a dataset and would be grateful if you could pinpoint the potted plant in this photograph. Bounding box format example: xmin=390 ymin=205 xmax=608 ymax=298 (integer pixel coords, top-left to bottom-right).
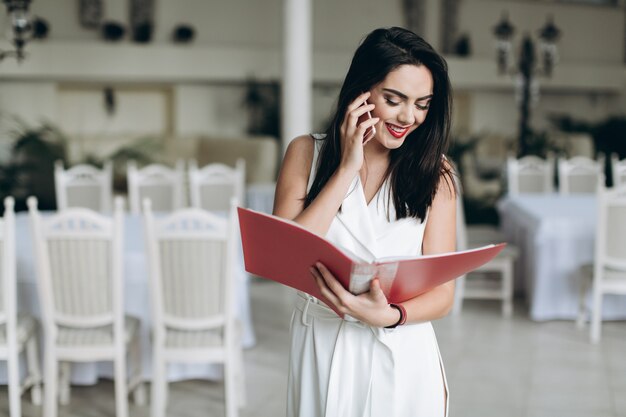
xmin=0 ymin=121 xmax=68 ymax=212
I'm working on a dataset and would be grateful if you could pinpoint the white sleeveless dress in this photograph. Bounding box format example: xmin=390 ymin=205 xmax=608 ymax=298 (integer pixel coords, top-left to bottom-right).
xmin=286 ymin=136 xmax=449 ymax=417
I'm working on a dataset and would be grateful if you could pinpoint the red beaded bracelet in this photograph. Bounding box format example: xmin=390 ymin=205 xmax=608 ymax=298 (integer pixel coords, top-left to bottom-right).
xmin=385 ymin=303 xmax=407 ymax=328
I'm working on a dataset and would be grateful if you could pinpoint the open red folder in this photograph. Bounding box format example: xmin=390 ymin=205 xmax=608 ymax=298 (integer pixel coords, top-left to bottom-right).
xmin=238 ymin=207 xmax=506 ymax=317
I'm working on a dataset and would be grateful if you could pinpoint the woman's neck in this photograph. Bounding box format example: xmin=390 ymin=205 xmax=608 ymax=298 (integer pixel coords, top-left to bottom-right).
xmin=361 ymin=140 xmax=391 ymax=186
xmin=363 ymin=140 xmax=391 ymax=167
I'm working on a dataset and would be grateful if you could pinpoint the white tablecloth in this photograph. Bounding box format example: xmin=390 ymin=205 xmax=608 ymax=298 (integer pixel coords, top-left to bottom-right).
xmin=497 ymin=194 xmax=626 ymax=321
xmin=246 ymin=182 xmax=276 ymax=214
xmin=5 ymin=212 xmax=256 ymax=384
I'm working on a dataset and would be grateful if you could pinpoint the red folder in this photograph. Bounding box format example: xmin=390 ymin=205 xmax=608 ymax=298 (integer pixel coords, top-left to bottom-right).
xmin=238 ymin=207 xmax=506 ymax=317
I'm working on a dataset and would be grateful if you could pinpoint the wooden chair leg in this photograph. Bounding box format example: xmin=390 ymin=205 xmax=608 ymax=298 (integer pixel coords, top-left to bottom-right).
xmin=26 ymin=336 xmax=43 ymax=405
xmin=114 ymin=354 xmax=129 ymax=417
xmin=236 ymin=341 xmax=246 ymax=408
xmin=7 ymin=345 xmax=21 ymax=417
xmin=590 ymin=282 xmax=603 ymax=344
xmin=43 ymin=349 xmax=58 ymax=417
xmin=150 ymin=349 xmax=167 ymax=417
xmin=576 ymin=273 xmax=590 ymax=329
xmin=58 ymin=362 xmax=71 ymax=405
xmin=224 ymin=358 xmax=238 ymax=417
xmin=130 ymin=334 xmax=146 ymax=405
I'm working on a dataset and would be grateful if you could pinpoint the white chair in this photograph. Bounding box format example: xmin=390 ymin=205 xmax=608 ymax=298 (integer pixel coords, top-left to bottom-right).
xmin=127 ymin=160 xmax=185 ymax=214
xmin=577 ymin=184 xmax=626 ymax=343
xmin=188 ymin=158 xmax=245 ymax=211
xmin=54 ymin=160 xmax=113 ymax=212
xmin=143 ymin=198 xmax=245 ymax=417
xmin=0 ymin=197 xmax=42 ymax=417
xmin=558 ymin=155 xmax=603 ymax=194
xmin=453 ymin=179 xmax=519 ymax=317
xmin=28 ymin=196 xmax=144 ymax=417
xmin=611 ymin=153 xmax=626 ymax=187
xmin=506 ymin=154 xmax=554 ymax=195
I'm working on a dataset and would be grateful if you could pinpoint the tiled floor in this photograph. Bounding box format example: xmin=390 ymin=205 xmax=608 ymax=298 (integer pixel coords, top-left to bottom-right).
xmin=2 ymin=279 xmax=625 ymax=417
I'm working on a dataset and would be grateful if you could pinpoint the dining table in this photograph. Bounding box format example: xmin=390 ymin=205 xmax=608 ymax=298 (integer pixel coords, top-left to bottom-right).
xmin=497 ymin=193 xmax=626 ymax=321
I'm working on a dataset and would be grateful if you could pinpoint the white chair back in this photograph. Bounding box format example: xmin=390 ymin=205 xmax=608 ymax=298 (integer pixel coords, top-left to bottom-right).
xmin=0 ymin=197 xmax=16 ymax=346
xmin=144 ymin=198 xmax=244 ymax=417
xmin=55 ymin=161 xmax=113 ymax=212
xmin=586 ymin=184 xmax=626 ymax=342
xmin=188 ymin=159 xmax=245 ymax=211
xmin=558 ymin=156 xmax=603 ymax=194
xmin=595 ymin=184 xmax=626 ymax=275
xmin=506 ymin=155 xmax=554 ymax=195
xmin=611 ymin=153 xmax=626 ymax=187
xmin=127 ymin=160 xmax=185 ymax=214
xmin=0 ymin=197 xmax=43 ymax=416
xmin=144 ymin=198 xmax=237 ymax=335
xmin=28 ymin=197 xmax=125 ymax=334
xmin=29 ymin=196 xmax=144 ymax=417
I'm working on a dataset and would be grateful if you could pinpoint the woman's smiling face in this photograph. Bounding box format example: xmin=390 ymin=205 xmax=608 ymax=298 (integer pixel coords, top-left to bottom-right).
xmin=367 ymin=64 xmax=433 ymax=150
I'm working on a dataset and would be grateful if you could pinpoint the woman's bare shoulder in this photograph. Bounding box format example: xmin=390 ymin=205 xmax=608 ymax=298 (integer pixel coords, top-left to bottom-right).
xmin=283 ymin=135 xmax=315 ymax=171
xmin=274 ymin=135 xmax=317 ymax=216
xmin=285 ymin=134 xmax=315 ymax=158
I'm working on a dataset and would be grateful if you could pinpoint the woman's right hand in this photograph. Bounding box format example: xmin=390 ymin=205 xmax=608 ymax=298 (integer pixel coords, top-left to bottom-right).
xmin=339 ymin=92 xmax=380 ymax=174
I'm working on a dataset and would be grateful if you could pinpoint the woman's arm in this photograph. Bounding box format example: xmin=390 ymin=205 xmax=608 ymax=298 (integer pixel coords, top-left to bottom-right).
xmin=273 ymin=92 xmax=379 ymax=236
xmin=272 ymin=135 xmax=357 ymax=236
xmin=401 ymin=164 xmax=457 ymax=323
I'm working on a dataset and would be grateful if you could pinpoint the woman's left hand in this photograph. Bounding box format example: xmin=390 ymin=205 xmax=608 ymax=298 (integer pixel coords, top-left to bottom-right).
xmin=311 ymin=262 xmax=401 ymax=327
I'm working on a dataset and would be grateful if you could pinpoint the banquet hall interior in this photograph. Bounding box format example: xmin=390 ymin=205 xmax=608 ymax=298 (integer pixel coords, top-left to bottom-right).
xmin=0 ymin=0 xmax=625 ymax=416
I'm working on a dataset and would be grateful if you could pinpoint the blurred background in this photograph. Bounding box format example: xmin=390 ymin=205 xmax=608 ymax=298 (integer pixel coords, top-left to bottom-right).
xmin=0 ymin=1 xmax=624 ymax=417
xmin=1 ymin=0 xmax=624 ymax=217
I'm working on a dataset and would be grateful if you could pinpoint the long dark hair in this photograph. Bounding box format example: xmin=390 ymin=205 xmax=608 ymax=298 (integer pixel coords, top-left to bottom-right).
xmin=305 ymin=27 xmax=453 ymax=221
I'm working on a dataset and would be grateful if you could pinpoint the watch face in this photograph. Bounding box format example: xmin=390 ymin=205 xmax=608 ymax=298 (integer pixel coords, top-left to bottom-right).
xmin=79 ymin=0 xmax=103 ymax=29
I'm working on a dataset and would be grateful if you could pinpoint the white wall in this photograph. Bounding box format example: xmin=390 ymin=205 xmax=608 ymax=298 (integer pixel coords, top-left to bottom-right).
xmin=453 ymin=0 xmax=625 ymax=136
xmin=0 ymin=0 xmax=623 ymax=152
xmin=174 ymin=83 xmax=249 ymax=137
xmin=2 ymin=0 xmax=387 ymax=142
xmin=457 ymin=0 xmax=624 ymax=64
xmin=468 ymin=89 xmax=624 ymax=137
xmin=58 ymin=87 xmax=169 ymax=135
xmin=0 ymin=82 xmax=58 ymax=125
xmin=0 ymin=82 xmax=58 ymax=162
xmin=22 ymin=0 xmax=400 ymax=49
xmin=19 ymin=0 xmax=622 ymax=64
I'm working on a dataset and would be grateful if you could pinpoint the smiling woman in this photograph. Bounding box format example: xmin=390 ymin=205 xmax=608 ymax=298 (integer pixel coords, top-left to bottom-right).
xmin=272 ymin=27 xmax=456 ymax=417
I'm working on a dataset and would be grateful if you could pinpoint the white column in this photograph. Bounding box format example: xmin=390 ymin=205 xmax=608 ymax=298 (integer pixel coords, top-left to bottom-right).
xmin=281 ymin=0 xmax=312 ymax=153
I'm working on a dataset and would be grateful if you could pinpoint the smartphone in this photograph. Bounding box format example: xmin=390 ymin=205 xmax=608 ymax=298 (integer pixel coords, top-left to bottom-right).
xmin=357 ymin=101 xmax=376 ymax=143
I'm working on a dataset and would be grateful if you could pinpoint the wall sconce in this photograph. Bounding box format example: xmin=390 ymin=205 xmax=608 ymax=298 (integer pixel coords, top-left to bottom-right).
xmin=493 ymin=12 xmax=515 ymax=75
xmin=493 ymin=12 xmax=561 ymax=77
xmin=1 ymin=0 xmax=33 ymax=62
xmin=493 ymin=11 xmax=562 ymax=157
xmin=537 ymin=16 xmax=561 ymax=77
